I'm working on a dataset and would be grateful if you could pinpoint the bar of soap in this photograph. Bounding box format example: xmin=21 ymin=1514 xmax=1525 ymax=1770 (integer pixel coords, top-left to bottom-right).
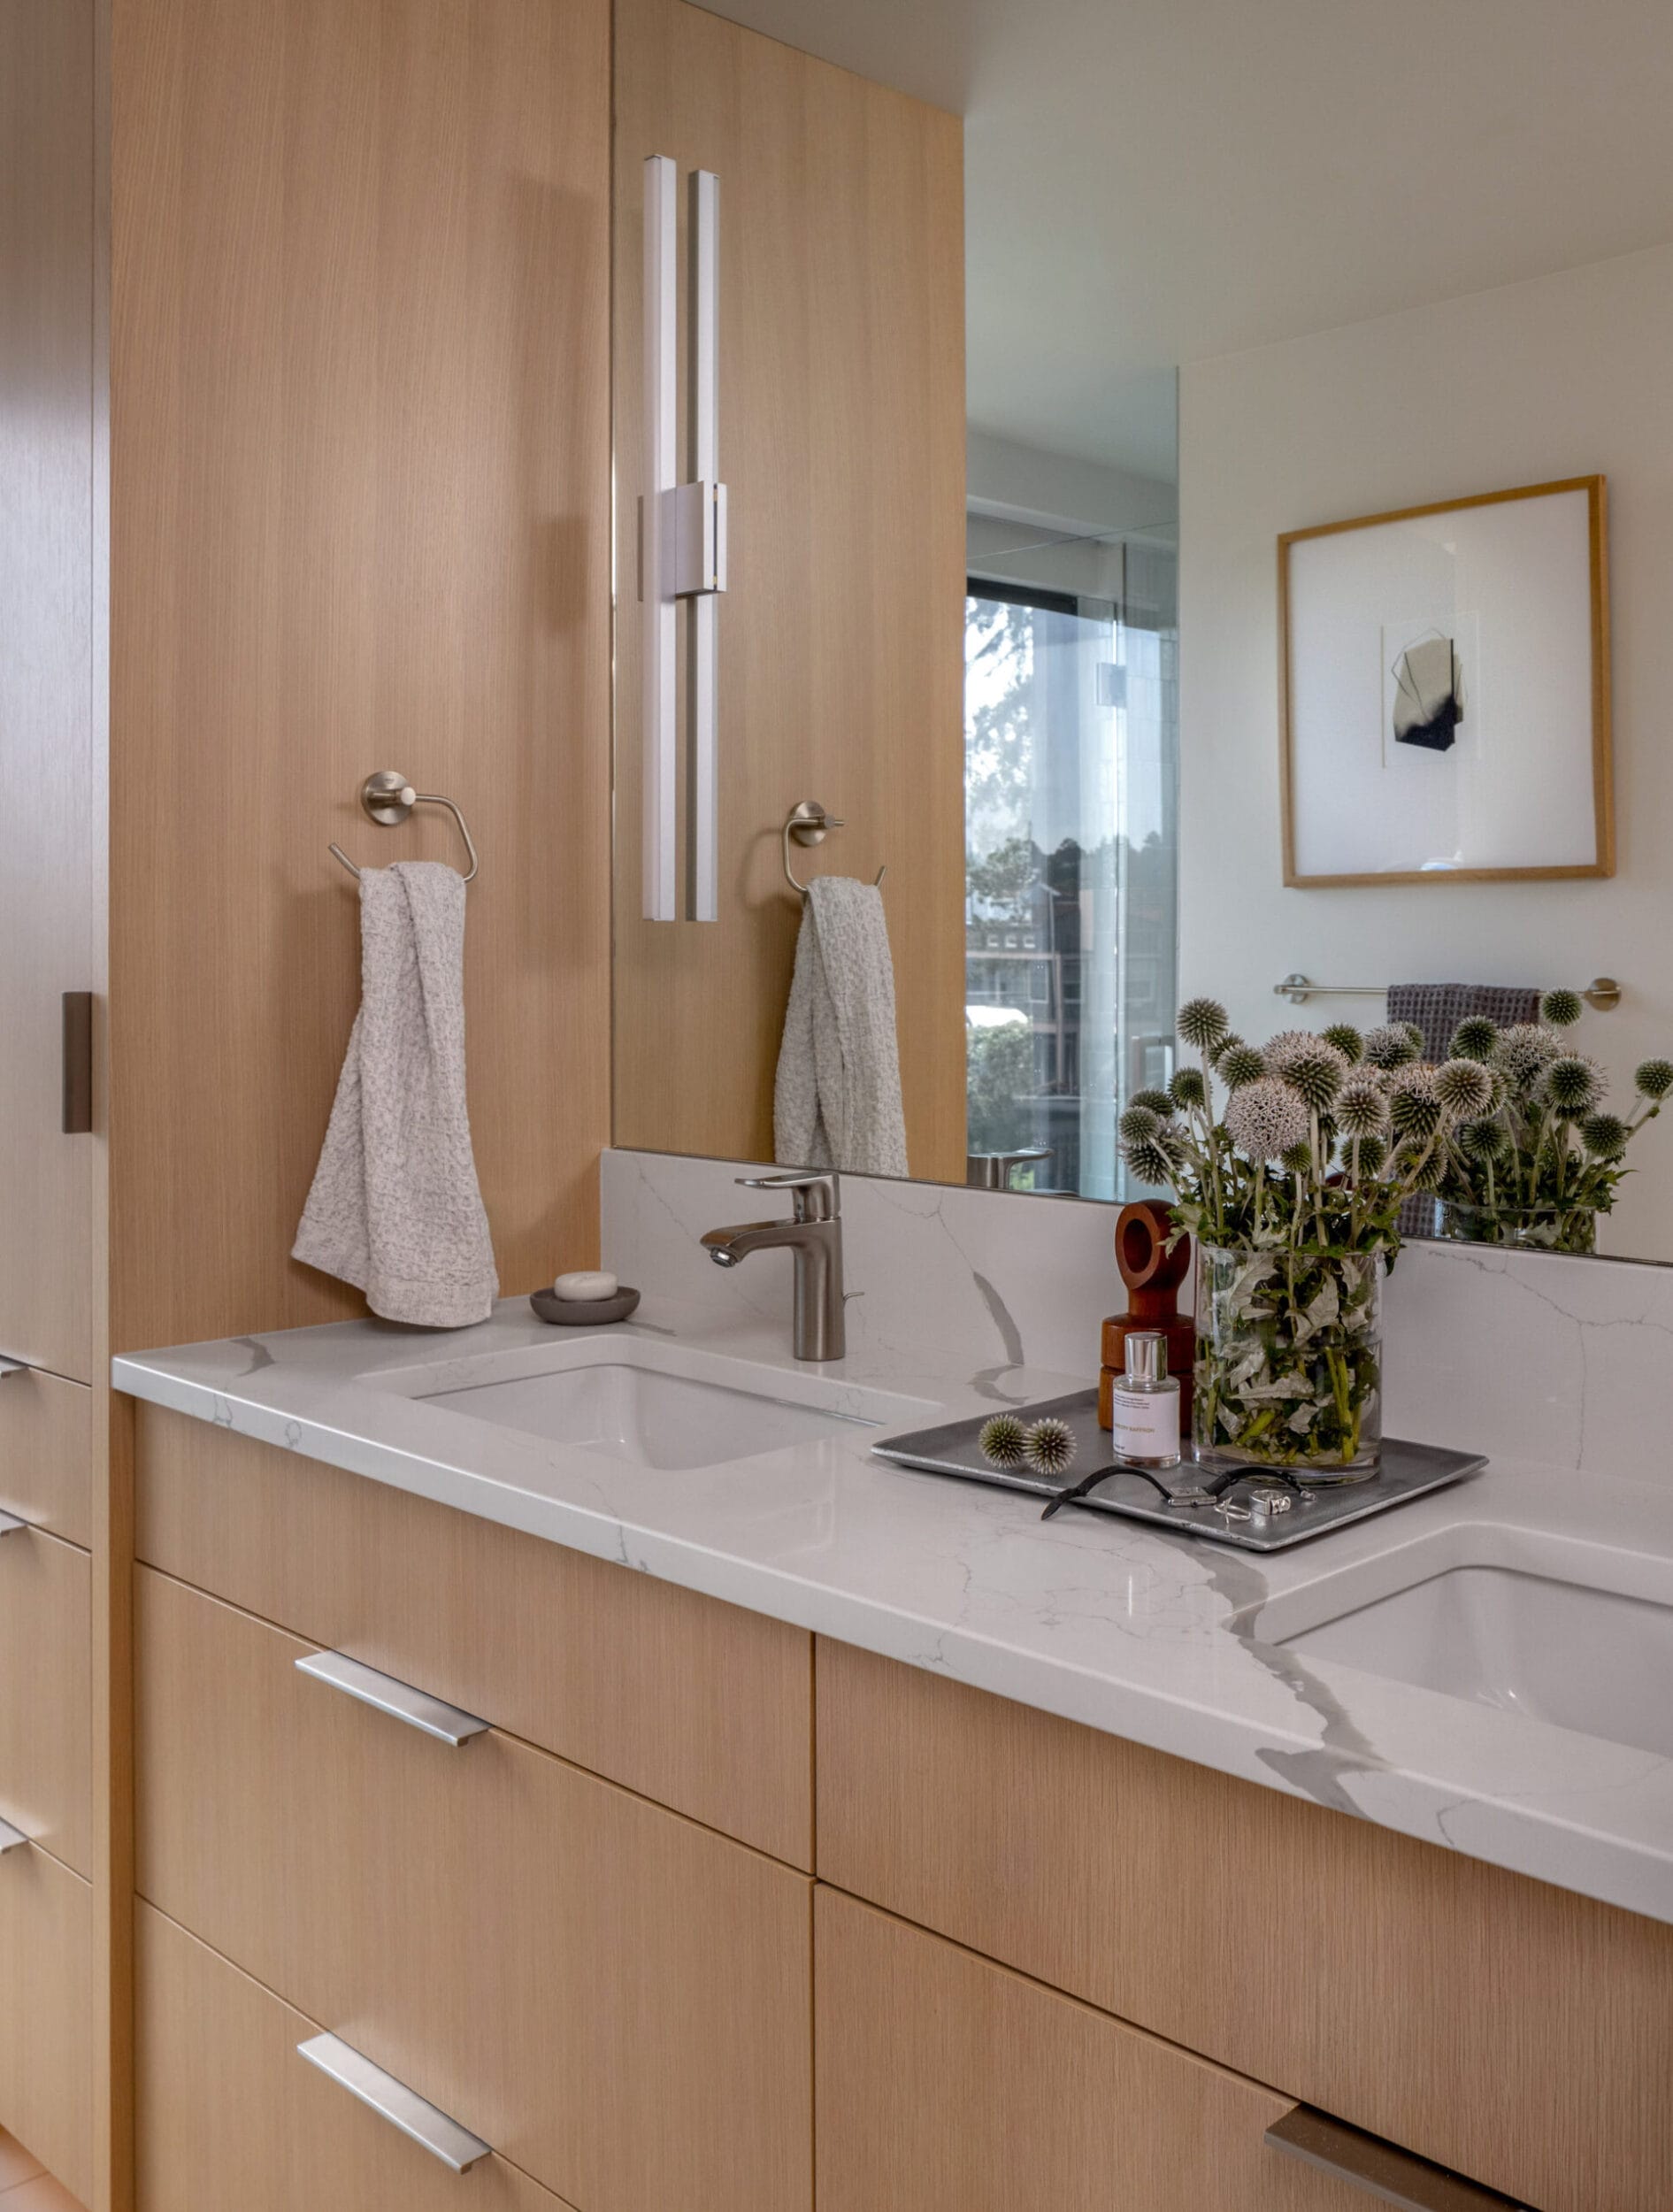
xmin=552 ymin=1270 xmax=618 ymax=1302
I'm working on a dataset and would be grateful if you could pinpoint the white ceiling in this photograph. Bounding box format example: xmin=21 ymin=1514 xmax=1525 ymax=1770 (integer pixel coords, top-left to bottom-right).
xmin=704 ymin=0 xmax=1673 ymax=482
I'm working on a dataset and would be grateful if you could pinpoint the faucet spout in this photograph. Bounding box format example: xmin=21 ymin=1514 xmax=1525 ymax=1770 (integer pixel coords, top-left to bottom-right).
xmin=698 ymin=1174 xmax=846 ymax=1360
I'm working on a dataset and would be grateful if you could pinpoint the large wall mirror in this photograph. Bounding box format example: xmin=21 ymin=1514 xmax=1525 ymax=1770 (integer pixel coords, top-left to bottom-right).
xmin=611 ymin=0 xmax=1673 ymax=1264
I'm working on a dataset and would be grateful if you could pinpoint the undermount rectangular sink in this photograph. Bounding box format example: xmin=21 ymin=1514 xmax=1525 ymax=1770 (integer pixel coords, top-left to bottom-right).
xmin=1253 ymin=1531 xmax=1673 ymax=1759
xmin=378 ymin=1337 xmax=933 ymax=1473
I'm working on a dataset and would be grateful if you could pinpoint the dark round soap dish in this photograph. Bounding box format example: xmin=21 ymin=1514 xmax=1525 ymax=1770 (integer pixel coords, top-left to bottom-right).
xmin=529 ymin=1286 xmax=641 ymax=1327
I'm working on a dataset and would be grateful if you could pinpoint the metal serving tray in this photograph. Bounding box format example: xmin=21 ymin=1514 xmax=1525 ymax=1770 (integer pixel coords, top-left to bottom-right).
xmin=872 ymin=1390 xmax=1485 ymax=1551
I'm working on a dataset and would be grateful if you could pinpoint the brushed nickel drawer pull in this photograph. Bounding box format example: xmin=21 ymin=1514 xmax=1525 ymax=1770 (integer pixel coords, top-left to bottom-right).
xmin=0 ymin=1819 xmax=28 ymax=1854
xmin=295 ymin=1651 xmax=488 ymax=1747
xmin=1266 ymin=2107 xmax=1533 ymax=2208
xmin=0 ymin=1512 xmax=27 ymax=1538
xmin=297 ymin=2033 xmax=490 ymax=2174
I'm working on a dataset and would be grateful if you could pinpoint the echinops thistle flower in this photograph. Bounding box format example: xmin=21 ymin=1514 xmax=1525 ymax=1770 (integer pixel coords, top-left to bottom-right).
xmin=1169 ymin=1067 xmax=1207 ymax=1112
xmin=1492 ymin=1023 xmax=1562 ymax=1094
xmin=1434 ymin=1056 xmax=1494 ymax=1119
xmin=1118 ymin=1104 xmax=1161 ymax=1143
xmin=1322 ymin=1023 xmax=1364 ymax=1064
xmin=1224 ymin=1076 xmax=1309 ymax=1163
xmin=1579 ymin=1112 xmax=1629 ymax=1161
xmin=1543 ymin=1054 xmax=1604 ymax=1118
xmin=978 ymin=1413 xmax=1028 ymax=1469
xmin=1121 ymin=1134 xmax=1178 ymax=1190
xmin=1128 ymin=1087 xmax=1174 ymax=1118
xmin=1336 ymin=1077 xmax=1390 ymax=1140
xmin=1023 ymin=1417 xmax=1077 ymax=1478
xmin=1362 ymin=1022 xmax=1421 ymax=1071
xmin=1386 ymin=1064 xmax=1444 ymax=1141
xmin=1279 ymin=1140 xmax=1313 ymax=1177
xmin=1636 ymin=1059 xmax=1673 ymax=1102
xmin=1355 ymin=1133 xmax=1390 ymax=1176
xmin=1216 ymin=1041 xmax=1266 ymax=1090
xmin=1265 ymin=1033 xmax=1349 ymax=1112
xmin=1540 ymin=987 xmax=1584 ymax=1029
xmin=1177 ymin=996 xmax=1230 ymax=1052
xmin=1449 ymin=1015 xmax=1499 ymax=1063
xmin=1456 ymin=1117 xmax=1508 ymax=1163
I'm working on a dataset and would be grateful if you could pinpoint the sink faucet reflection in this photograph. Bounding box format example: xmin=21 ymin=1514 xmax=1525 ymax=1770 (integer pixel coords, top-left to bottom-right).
xmin=700 ymin=1171 xmax=846 ymax=1361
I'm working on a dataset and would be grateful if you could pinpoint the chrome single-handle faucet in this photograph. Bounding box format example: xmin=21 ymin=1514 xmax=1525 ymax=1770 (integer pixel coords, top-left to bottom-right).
xmin=700 ymin=1171 xmax=846 ymax=1361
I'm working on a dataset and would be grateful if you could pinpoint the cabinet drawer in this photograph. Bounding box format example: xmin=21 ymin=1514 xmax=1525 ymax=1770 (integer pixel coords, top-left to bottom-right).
xmin=817 ymin=1888 xmax=1367 ymax=2212
xmin=134 ymin=1403 xmax=811 ymax=1863
xmin=0 ymin=1840 xmax=89 ymax=2207
xmin=816 ymin=1638 xmax=1673 ymax=2212
xmin=135 ymin=1566 xmax=813 ymax=2212
xmin=137 ymin=1905 xmax=577 ymax=2212
xmin=0 ymin=1369 xmax=90 ymax=1550
xmin=0 ymin=1523 xmax=90 ymax=1876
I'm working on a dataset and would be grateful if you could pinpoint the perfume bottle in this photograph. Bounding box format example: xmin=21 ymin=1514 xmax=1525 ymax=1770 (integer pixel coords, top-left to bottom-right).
xmin=1109 ymin=1331 xmax=1181 ymax=1470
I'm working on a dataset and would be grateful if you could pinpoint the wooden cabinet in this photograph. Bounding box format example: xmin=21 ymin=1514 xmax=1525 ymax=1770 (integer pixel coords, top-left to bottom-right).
xmin=134 ymin=1563 xmax=813 ymax=2212
xmin=136 ymin=1906 xmax=577 ymax=2212
xmin=0 ymin=1843 xmax=91 ymax=2209
xmin=815 ymin=1635 xmax=1673 ymax=2212
xmin=134 ymin=1405 xmax=813 ymax=1864
xmin=0 ymin=1526 xmax=91 ymax=1878
xmin=0 ymin=1372 xmax=93 ymax=1550
xmin=816 ymin=1888 xmax=1362 ymax=2212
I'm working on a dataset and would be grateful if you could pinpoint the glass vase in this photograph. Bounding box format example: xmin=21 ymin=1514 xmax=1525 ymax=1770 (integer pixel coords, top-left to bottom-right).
xmin=1193 ymin=1245 xmax=1385 ymax=1482
xmin=1428 ymin=1199 xmax=1599 ymax=1256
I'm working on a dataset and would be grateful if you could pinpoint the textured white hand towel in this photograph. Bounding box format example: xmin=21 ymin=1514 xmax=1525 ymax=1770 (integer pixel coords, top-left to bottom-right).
xmin=774 ymin=875 xmax=909 ymax=1177
xmin=293 ymin=862 xmax=499 ymax=1327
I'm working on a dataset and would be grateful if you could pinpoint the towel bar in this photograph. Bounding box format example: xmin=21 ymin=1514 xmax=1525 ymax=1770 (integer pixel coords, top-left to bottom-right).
xmin=329 ymin=770 xmax=480 ymax=883
xmin=1273 ymin=972 xmax=1619 ymax=1012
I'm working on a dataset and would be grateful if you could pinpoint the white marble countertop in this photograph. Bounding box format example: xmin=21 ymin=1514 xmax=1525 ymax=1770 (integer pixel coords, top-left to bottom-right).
xmin=114 ymin=1294 xmax=1673 ymax=1924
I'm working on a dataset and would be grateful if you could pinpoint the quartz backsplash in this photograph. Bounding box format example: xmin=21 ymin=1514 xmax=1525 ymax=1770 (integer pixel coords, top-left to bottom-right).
xmin=602 ymin=1147 xmax=1673 ymax=1486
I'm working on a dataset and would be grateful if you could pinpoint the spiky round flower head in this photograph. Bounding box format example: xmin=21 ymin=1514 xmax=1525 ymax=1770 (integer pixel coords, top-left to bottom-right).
xmin=1121 ymin=1134 xmax=1178 ymax=1190
xmin=1321 ymin=1023 xmax=1364 ymax=1065
xmin=1579 ymin=1111 xmax=1630 ymax=1162
xmin=1449 ymin=1015 xmax=1500 ymax=1063
xmin=1209 ymin=1030 xmax=1245 ymax=1067
xmin=1456 ymin=1116 xmax=1508 ymax=1164
xmin=1540 ymin=987 xmax=1585 ymax=1029
xmin=1492 ymin=1022 xmax=1562 ymax=1096
xmin=1543 ymin=1053 xmax=1604 ymax=1118
xmin=1279 ymin=1139 xmax=1314 ymax=1177
xmin=1387 ymin=1064 xmax=1444 ymax=1141
xmin=1336 ymin=1076 xmax=1391 ymax=1140
xmin=1023 ymin=1416 xmax=1077 ymax=1479
xmin=1177 ymin=996 xmax=1230 ymax=1053
xmin=1169 ymin=1066 xmax=1207 ymax=1113
xmin=1355 ymin=1133 xmax=1390 ymax=1177
xmin=1363 ymin=1022 xmax=1422 ymax=1071
xmin=1129 ymin=1087 xmax=1174 ymax=1118
xmin=1434 ymin=1056 xmax=1494 ymax=1119
xmin=978 ymin=1413 xmax=1028 ymax=1470
xmin=1636 ymin=1058 xmax=1673 ymax=1102
xmin=1398 ymin=1141 xmax=1448 ymax=1194
xmin=1265 ymin=1032 xmax=1350 ymax=1112
xmin=1118 ymin=1104 xmax=1161 ymax=1145
xmin=1216 ymin=1041 xmax=1266 ymax=1091
xmin=1224 ymin=1076 xmax=1310 ymax=1164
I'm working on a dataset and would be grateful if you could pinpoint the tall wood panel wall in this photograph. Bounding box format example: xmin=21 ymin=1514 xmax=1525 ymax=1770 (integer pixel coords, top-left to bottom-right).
xmin=611 ymin=0 xmax=969 ymax=1182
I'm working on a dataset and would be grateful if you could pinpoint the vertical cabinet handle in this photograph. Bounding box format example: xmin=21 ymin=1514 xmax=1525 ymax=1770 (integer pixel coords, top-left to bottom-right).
xmin=1266 ymin=2107 xmax=1534 ymax=2209
xmin=297 ymin=2034 xmax=490 ymax=2174
xmin=61 ymin=992 xmax=93 ymax=1133
xmin=295 ymin=1650 xmax=488 ymax=1747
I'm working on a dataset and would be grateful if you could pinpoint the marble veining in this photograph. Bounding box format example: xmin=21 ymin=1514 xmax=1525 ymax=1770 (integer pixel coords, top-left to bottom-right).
xmin=116 ymin=1202 xmax=1673 ymax=1924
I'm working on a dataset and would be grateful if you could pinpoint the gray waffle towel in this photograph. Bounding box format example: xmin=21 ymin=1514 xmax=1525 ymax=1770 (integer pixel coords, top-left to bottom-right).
xmin=1386 ymin=982 xmax=1543 ymax=1063
xmin=774 ymin=876 xmax=909 ymax=1177
xmin=293 ymin=862 xmax=498 ymax=1327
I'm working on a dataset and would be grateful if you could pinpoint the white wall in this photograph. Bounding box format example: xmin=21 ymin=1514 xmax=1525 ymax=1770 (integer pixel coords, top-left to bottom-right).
xmin=1178 ymin=243 xmax=1673 ymax=1260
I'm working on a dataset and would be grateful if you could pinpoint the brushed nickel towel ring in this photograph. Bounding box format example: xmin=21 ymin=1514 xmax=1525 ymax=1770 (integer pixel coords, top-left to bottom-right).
xmin=330 ymin=771 xmax=480 ymax=883
xmin=781 ymin=798 xmax=886 ymax=895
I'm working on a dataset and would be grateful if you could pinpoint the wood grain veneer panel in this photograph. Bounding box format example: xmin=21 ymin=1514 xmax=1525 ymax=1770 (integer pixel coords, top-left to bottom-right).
xmin=0 ymin=1847 xmax=91 ymax=2208
xmin=0 ymin=1530 xmax=92 ymax=1879
xmin=134 ymin=1404 xmax=813 ymax=1865
xmin=815 ymin=1637 xmax=1673 ymax=2212
xmin=135 ymin=1905 xmax=576 ymax=2212
xmin=611 ymin=0 xmax=967 ymax=1181
xmin=135 ymin=1570 xmax=812 ymax=2212
xmin=816 ymin=1887 xmax=1361 ymax=2212
xmin=0 ymin=1372 xmax=93 ymax=1552
xmin=0 ymin=0 xmax=98 ymax=1384
xmin=109 ymin=0 xmax=612 ymax=1350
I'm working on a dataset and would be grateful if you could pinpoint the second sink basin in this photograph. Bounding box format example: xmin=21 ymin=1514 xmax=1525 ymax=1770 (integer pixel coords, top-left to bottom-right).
xmin=1252 ymin=1527 xmax=1673 ymax=1758
xmin=380 ymin=1336 xmax=934 ymax=1473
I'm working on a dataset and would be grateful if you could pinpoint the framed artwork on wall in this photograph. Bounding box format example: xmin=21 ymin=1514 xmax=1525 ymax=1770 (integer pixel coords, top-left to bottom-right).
xmin=1278 ymin=476 xmax=1613 ymax=886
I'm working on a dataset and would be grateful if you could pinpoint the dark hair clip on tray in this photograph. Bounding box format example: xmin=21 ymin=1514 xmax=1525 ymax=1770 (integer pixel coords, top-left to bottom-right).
xmin=871 ymin=1391 xmax=1484 ymax=1552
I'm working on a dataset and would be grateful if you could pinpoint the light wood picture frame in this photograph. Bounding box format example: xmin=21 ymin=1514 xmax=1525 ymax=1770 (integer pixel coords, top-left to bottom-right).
xmin=1278 ymin=476 xmax=1612 ymax=887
